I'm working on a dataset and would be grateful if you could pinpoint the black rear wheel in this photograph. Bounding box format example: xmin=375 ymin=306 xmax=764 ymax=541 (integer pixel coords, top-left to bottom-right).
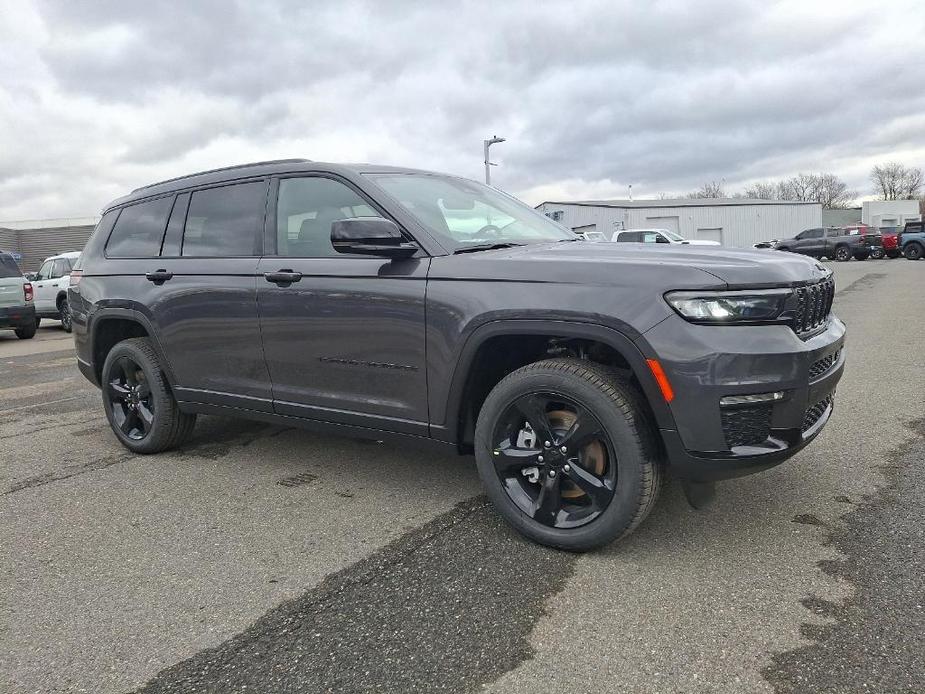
xmin=475 ymin=358 xmax=662 ymax=551
xmin=102 ymin=338 xmax=196 ymax=453
xmin=869 ymin=247 xmax=884 ymax=260
xmin=14 ymin=323 xmax=37 ymax=339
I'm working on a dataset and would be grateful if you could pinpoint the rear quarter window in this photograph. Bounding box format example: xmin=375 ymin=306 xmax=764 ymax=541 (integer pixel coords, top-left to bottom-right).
xmin=106 ymin=197 xmax=174 ymax=258
xmin=0 ymin=254 xmax=21 ymax=278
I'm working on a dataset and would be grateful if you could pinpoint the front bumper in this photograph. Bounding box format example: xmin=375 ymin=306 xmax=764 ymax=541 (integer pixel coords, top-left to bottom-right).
xmin=638 ymin=314 xmax=845 ymax=481
xmin=0 ymin=304 xmax=36 ymax=329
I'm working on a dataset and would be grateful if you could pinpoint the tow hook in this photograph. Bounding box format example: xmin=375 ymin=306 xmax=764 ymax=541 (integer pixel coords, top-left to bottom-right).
xmin=682 ymin=480 xmax=716 ymax=509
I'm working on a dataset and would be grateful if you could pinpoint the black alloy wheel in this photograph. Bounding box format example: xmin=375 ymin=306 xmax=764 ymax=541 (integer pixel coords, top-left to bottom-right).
xmin=869 ymin=247 xmax=885 ymax=260
xmin=107 ymin=356 xmax=154 ymax=441
xmin=906 ymin=242 xmax=923 ymax=260
xmin=490 ymin=392 xmax=616 ymax=529
xmin=834 ymin=245 xmax=851 ymax=262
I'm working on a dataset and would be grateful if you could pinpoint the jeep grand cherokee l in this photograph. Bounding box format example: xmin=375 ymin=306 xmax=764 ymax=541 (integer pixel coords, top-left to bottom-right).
xmin=69 ymin=160 xmax=845 ymax=550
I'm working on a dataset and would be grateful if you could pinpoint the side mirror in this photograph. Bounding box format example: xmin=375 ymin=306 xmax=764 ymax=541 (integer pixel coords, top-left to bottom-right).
xmin=331 ymin=218 xmax=418 ymax=259
xmin=655 ymin=235 xmax=671 ymax=244
xmin=24 ymin=272 xmax=37 ymax=281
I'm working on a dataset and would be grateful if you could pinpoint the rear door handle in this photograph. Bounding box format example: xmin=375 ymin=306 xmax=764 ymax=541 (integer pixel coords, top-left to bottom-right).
xmin=145 ymin=270 xmax=173 ymax=284
xmin=264 ymin=270 xmax=302 ymax=286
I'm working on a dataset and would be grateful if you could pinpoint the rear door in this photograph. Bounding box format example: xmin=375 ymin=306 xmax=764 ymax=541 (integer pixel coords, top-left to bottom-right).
xmin=256 ymin=174 xmax=429 ymax=434
xmin=143 ymin=180 xmax=272 ymax=409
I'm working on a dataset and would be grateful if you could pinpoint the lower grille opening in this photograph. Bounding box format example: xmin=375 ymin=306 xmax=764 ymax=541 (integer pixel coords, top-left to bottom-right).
xmin=809 ymin=350 xmax=839 ymax=380
xmin=802 ymin=395 xmax=833 ymax=432
xmin=721 ymin=403 xmax=772 ymax=448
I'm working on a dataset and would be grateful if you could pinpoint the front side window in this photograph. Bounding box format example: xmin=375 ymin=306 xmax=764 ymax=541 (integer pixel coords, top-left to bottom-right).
xmin=36 ymin=260 xmax=54 ymax=280
xmin=276 ymin=177 xmax=383 ymax=257
xmin=107 ymin=196 xmax=174 ymax=258
xmin=369 ymin=174 xmax=572 ymax=251
xmin=182 ymin=181 xmax=266 ymax=257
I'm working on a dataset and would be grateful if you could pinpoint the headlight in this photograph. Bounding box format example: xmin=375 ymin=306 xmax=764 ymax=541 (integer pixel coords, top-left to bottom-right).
xmin=665 ymin=288 xmax=793 ymax=323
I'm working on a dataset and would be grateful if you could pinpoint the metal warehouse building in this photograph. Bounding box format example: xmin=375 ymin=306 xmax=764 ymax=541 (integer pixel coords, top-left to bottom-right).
xmin=0 ymin=217 xmax=99 ymax=272
xmin=535 ymin=198 xmax=822 ymax=248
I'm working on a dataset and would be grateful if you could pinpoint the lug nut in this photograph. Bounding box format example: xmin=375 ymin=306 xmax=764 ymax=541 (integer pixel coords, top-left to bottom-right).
xmin=544 ymin=440 xmax=551 ymax=448
xmin=563 ymin=464 xmax=571 ymax=472
xmin=560 ymin=446 xmax=568 ymax=454
xmin=549 ymin=469 xmax=556 ymax=478
xmin=537 ymin=455 xmax=544 ymax=463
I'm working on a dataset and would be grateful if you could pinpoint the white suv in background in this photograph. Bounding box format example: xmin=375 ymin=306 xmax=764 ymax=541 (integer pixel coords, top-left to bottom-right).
xmin=28 ymin=251 xmax=81 ymax=332
xmin=612 ymin=228 xmax=721 ymax=246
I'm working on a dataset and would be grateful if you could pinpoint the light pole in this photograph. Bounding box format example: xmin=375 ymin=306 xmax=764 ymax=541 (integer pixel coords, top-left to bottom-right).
xmin=483 ymin=135 xmax=505 ymax=185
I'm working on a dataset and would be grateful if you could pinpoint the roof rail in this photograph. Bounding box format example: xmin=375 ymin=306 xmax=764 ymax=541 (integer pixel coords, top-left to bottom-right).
xmin=131 ymin=158 xmax=312 ymax=193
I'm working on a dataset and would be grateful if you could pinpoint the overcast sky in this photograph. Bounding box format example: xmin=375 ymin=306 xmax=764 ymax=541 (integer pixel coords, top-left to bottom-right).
xmin=1 ymin=0 xmax=924 ymax=220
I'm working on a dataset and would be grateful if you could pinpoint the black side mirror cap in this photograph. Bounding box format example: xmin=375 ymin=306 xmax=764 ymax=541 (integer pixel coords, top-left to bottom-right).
xmin=331 ymin=218 xmax=418 ymax=259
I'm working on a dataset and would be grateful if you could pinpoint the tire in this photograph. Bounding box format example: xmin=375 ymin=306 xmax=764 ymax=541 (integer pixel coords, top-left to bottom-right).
xmin=869 ymin=247 xmax=884 ymax=260
xmin=474 ymin=358 xmax=662 ymax=551
xmin=58 ymin=297 xmax=72 ymax=333
xmin=776 ymin=246 xmax=789 ymax=253
xmin=854 ymin=252 xmax=869 ymax=261
xmin=14 ymin=322 xmax=37 ymax=339
xmin=101 ymin=337 xmax=196 ymax=454
xmin=905 ymin=242 xmax=923 ymax=261
xmin=834 ymin=245 xmax=851 ymax=262
xmin=887 ymin=250 xmax=901 ymax=259
xmin=34 ymin=317 xmax=41 ymax=328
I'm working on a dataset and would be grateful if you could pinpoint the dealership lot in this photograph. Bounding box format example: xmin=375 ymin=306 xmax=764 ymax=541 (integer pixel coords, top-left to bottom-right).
xmin=2 ymin=260 xmax=923 ymax=693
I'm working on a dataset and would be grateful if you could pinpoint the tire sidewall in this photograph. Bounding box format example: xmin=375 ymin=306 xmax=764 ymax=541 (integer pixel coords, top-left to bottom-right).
xmin=475 ymin=367 xmax=649 ymax=550
xmin=59 ymin=298 xmax=72 ymax=332
xmin=835 ymin=246 xmax=850 ymax=261
xmin=906 ymin=243 xmax=923 ymax=260
xmin=101 ymin=340 xmax=171 ymax=453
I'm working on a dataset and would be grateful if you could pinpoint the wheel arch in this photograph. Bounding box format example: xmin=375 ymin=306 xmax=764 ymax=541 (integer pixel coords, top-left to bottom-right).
xmin=89 ymin=309 xmax=177 ymax=387
xmin=436 ymin=319 xmax=676 ymax=452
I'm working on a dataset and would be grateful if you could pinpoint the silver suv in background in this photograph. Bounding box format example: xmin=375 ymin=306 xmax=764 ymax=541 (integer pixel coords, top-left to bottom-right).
xmin=0 ymin=251 xmax=36 ymax=339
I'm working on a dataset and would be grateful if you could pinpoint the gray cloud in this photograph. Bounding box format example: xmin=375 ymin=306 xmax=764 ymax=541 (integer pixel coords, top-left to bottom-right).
xmin=1 ymin=0 xmax=923 ymax=219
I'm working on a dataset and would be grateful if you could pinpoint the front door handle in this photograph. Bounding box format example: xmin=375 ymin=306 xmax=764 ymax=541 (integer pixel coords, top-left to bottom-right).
xmin=264 ymin=270 xmax=303 ymax=286
xmin=146 ymin=270 xmax=173 ymax=284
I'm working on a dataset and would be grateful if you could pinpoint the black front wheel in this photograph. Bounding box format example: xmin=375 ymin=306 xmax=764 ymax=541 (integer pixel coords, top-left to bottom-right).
xmin=834 ymin=246 xmax=851 ymax=262
xmin=58 ymin=298 xmax=72 ymax=333
xmin=869 ymin=247 xmax=885 ymax=260
xmin=905 ymin=242 xmax=923 ymax=261
xmin=102 ymin=338 xmax=196 ymax=453
xmin=475 ymin=359 xmax=662 ymax=551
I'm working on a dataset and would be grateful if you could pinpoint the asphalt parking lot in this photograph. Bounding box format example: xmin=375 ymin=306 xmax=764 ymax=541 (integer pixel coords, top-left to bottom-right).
xmin=2 ymin=260 xmax=923 ymax=694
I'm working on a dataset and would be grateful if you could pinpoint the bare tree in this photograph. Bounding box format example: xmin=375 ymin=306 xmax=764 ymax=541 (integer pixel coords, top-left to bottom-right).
xmin=686 ymin=180 xmax=725 ymax=198
xmin=743 ymin=181 xmax=779 ymax=200
xmin=870 ymin=162 xmax=924 ymax=200
xmin=741 ymin=173 xmax=855 ymax=208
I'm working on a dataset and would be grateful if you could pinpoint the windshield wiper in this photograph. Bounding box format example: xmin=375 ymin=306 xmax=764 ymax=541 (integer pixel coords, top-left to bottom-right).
xmin=453 ymin=242 xmax=526 ymax=254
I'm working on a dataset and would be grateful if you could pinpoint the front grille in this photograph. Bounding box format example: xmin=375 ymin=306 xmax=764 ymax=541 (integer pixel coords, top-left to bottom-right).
xmin=802 ymin=395 xmax=833 ymax=432
xmin=722 ymin=403 xmax=772 ymax=448
xmin=809 ymin=350 xmax=839 ymax=380
xmin=793 ymin=277 xmax=835 ymax=337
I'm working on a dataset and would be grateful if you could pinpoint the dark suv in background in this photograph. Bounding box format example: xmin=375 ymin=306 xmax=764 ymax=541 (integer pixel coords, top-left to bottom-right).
xmin=70 ymin=160 xmax=845 ymax=550
xmin=775 ymin=226 xmax=881 ymax=261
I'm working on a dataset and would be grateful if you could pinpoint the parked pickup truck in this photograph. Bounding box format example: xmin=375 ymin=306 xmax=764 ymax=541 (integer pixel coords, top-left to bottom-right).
xmin=898 ymin=221 xmax=925 ymax=260
xmin=775 ymin=226 xmax=882 ymax=261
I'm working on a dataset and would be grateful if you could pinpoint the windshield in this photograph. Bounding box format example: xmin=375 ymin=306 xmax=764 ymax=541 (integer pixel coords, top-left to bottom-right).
xmin=369 ymin=174 xmax=573 ymax=250
xmin=661 ymin=230 xmax=684 ymax=242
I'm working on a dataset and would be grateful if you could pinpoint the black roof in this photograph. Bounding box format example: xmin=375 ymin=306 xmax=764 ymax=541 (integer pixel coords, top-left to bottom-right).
xmin=104 ymin=159 xmax=439 ymax=211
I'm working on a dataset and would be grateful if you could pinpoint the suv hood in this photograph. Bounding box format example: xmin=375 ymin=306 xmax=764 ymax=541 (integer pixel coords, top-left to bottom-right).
xmin=432 ymin=242 xmax=830 ymax=288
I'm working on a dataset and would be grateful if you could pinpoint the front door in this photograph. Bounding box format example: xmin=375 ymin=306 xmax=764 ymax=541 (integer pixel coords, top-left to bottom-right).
xmin=256 ymin=175 xmax=429 ymax=435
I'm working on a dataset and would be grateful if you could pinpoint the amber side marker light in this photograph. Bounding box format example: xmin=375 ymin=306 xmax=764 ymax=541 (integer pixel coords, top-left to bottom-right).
xmin=646 ymin=358 xmax=675 ymax=403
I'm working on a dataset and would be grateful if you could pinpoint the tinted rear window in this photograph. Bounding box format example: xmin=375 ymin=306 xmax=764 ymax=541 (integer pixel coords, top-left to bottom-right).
xmin=0 ymin=254 xmax=21 ymax=278
xmin=107 ymin=197 xmax=174 ymax=258
xmin=182 ymin=181 xmax=266 ymax=257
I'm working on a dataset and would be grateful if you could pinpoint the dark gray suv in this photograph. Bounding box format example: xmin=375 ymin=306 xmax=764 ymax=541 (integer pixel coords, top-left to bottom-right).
xmin=70 ymin=159 xmax=845 ymax=550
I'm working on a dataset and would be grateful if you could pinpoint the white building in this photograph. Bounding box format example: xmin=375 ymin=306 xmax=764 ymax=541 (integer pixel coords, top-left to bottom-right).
xmin=535 ymin=198 xmax=822 ymax=248
xmin=861 ymin=200 xmax=921 ymax=229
